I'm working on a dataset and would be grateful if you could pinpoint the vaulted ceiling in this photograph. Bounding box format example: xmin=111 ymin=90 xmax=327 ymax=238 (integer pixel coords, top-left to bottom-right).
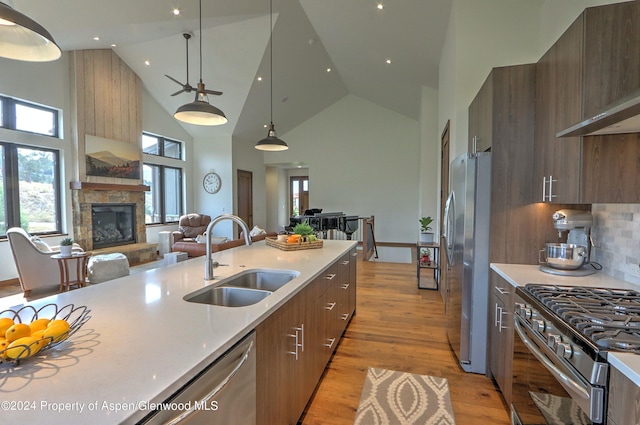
xmin=14 ymin=0 xmax=452 ymax=144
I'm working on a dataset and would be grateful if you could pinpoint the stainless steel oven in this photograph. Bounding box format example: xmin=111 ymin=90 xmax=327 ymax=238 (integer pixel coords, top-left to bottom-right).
xmin=510 ymin=284 xmax=630 ymax=425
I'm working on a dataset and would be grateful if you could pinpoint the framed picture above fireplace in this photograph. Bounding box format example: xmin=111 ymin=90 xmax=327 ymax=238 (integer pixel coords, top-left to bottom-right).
xmin=85 ymin=135 xmax=141 ymax=180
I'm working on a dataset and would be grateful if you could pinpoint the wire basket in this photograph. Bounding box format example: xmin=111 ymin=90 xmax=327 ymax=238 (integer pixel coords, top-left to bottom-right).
xmin=0 ymin=303 xmax=91 ymax=366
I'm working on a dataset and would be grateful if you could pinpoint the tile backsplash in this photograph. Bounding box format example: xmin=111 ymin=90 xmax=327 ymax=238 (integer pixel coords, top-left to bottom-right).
xmin=591 ymin=204 xmax=640 ymax=285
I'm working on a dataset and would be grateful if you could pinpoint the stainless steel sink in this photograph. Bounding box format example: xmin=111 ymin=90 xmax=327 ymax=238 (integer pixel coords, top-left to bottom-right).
xmin=221 ymin=270 xmax=299 ymax=291
xmin=184 ymin=286 xmax=272 ymax=307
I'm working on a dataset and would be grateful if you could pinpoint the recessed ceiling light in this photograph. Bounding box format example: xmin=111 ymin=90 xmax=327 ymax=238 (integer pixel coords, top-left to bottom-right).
xmin=173 ymin=8 xmax=181 ymax=16
xmin=385 ymin=58 xmax=392 ymax=64
xmin=144 ymin=60 xmax=150 ymax=66
xmin=93 ymin=36 xmax=100 ymax=41
xmin=377 ymin=3 xmax=384 ymax=10
xmin=110 ymin=43 xmax=117 ymax=48
xmin=257 ymin=76 xmax=263 ymax=81
xmin=326 ymin=68 xmax=331 ymax=73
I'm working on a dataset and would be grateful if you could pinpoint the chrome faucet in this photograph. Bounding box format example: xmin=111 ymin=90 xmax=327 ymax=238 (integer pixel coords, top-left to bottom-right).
xmin=205 ymin=214 xmax=252 ymax=280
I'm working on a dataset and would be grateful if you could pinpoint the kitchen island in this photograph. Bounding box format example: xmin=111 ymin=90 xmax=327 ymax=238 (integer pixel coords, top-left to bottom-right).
xmin=0 ymin=239 xmax=356 ymax=424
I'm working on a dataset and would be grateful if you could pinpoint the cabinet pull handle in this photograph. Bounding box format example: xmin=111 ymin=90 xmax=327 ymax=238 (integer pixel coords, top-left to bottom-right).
xmin=494 ymin=303 xmax=500 ymax=327
xmin=341 ymin=313 xmax=349 ymax=321
xmin=341 ymin=260 xmax=350 ymax=265
xmin=341 ymin=283 xmax=350 ymax=290
xmin=542 ymin=176 xmax=547 ymax=202
xmin=325 ymin=273 xmax=336 ymax=280
xmin=351 ymin=252 xmax=358 ymax=257
xmin=324 ymin=338 xmax=336 ymax=349
xmin=294 ymin=324 xmax=304 ymax=353
xmin=288 ymin=330 xmax=299 ymax=360
xmin=326 ymin=302 xmax=336 ymax=311
xmin=499 ymin=311 xmax=508 ymax=331
xmin=497 ymin=306 xmax=503 ymax=332
xmin=495 ymin=286 xmax=509 ymax=295
xmin=548 ymin=175 xmax=557 ymax=201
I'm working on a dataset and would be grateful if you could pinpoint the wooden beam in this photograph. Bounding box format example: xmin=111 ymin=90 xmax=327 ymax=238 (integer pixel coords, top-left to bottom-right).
xmin=69 ymin=181 xmax=149 ymax=192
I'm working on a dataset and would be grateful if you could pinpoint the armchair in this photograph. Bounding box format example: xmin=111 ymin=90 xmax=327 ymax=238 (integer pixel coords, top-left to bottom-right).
xmin=171 ymin=213 xmax=212 ymax=246
xmin=7 ymin=227 xmax=84 ymax=297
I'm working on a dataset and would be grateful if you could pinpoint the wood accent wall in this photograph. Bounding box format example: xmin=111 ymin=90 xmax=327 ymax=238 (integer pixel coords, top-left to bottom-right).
xmin=69 ymin=49 xmax=143 ymax=185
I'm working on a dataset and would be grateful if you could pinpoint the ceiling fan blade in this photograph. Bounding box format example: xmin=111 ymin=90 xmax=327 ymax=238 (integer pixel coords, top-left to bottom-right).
xmin=165 ymin=74 xmax=185 ymax=87
xmin=171 ymin=89 xmax=186 ymax=96
xmin=204 ymin=89 xmax=223 ymax=96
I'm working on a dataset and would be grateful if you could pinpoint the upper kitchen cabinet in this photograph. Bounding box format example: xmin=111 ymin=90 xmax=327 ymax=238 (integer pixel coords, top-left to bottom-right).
xmin=582 ymin=1 xmax=640 ymax=119
xmin=535 ymin=1 xmax=640 ymax=204
xmin=534 ymin=14 xmax=584 ymax=204
xmin=468 ymin=74 xmax=493 ymax=153
xmin=469 ymin=64 xmax=546 ymax=264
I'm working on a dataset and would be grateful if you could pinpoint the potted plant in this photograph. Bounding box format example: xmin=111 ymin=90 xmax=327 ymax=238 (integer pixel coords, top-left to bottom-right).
xmin=59 ymin=238 xmax=73 ymax=257
xmin=419 ymin=217 xmax=434 ymax=243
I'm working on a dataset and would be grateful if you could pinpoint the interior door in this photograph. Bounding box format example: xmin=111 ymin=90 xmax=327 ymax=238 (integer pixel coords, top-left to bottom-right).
xmin=237 ymin=170 xmax=253 ymax=236
xmin=439 ymin=121 xmax=450 ymax=303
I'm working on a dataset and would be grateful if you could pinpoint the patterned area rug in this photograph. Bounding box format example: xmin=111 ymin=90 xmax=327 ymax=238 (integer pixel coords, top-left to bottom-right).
xmin=354 ymin=368 xmax=456 ymax=425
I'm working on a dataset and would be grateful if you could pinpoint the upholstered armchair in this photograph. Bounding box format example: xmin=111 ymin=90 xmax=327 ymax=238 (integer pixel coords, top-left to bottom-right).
xmin=7 ymin=227 xmax=84 ymax=297
xmin=171 ymin=213 xmax=212 ymax=246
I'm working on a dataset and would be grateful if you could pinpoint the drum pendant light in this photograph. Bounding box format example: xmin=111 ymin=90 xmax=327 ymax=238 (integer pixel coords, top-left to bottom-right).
xmin=174 ymin=0 xmax=227 ymax=126
xmin=255 ymin=0 xmax=288 ymax=151
xmin=0 ymin=1 xmax=61 ymax=62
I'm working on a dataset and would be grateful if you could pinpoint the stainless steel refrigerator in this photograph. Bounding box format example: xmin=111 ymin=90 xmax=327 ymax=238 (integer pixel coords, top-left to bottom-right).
xmin=443 ymin=152 xmax=491 ymax=374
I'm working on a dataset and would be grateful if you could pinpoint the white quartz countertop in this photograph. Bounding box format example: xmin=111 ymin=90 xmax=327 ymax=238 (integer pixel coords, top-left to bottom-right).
xmin=490 ymin=263 xmax=640 ymax=387
xmin=0 ymin=240 xmax=356 ymax=424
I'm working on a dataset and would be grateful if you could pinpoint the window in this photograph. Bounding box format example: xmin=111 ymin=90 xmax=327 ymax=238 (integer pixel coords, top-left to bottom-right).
xmin=142 ymin=132 xmax=184 ymax=225
xmin=0 ymin=96 xmax=59 ymax=137
xmin=142 ymin=132 xmax=182 ymax=160
xmin=0 ymin=143 xmax=61 ymax=236
xmin=290 ymin=176 xmax=309 ymax=216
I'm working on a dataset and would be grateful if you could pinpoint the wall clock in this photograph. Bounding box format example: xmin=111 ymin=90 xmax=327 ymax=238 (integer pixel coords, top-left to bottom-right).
xmin=203 ymin=171 xmax=222 ymax=194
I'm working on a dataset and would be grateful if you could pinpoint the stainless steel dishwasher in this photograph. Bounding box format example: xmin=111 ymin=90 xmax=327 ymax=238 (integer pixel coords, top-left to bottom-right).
xmin=139 ymin=331 xmax=256 ymax=425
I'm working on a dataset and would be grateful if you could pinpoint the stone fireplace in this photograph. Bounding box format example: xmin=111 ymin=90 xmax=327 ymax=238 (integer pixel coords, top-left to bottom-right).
xmin=91 ymin=203 xmax=136 ymax=249
xmin=71 ymin=182 xmax=157 ymax=265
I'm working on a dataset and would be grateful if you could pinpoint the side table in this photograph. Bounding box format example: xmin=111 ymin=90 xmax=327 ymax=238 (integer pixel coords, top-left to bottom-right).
xmin=50 ymin=252 xmax=91 ymax=292
xmin=416 ymin=242 xmax=439 ymax=290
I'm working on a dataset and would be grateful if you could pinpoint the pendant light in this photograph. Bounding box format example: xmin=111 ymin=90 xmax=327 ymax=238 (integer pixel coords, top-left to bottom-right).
xmin=0 ymin=1 xmax=61 ymax=62
xmin=174 ymin=0 xmax=227 ymax=126
xmin=255 ymin=0 xmax=288 ymax=151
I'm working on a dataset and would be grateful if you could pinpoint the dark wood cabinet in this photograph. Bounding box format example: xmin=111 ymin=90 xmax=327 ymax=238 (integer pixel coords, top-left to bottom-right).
xmin=256 ymin=254 xmax=356 ymax=425
xmin=489 ymin=271 xmax=514 ymax=407
xmin=534 ymin=13 xmax=584 ymax=204
xmin=534 ymin=1 xmax=640 ymax=204
xmin=582 ymin=2 xmax=640 ymax=119
xmin=468 ymin=74 xmax=493 ymax=153
xmin=607 ymin=366 xmax=640 ymax=425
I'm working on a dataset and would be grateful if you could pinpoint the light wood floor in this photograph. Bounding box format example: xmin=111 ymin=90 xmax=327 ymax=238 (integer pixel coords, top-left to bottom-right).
xmin=301 ymin=258 xmax=511 ymax=424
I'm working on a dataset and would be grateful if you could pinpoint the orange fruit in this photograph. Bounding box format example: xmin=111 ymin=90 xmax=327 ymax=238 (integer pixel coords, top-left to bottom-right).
xmin=29 ymin=318 xmax=50 ymax=333
xmin=0 ymin=338 xmax=8 ymax=359
xmin=0 ymin=317 xmax=15 ymax=335
xmin=5 ymin=323 xmax=30 ymax=342
xmin=47 ymin=319 xmax=70 ymax=332
xmin=43 ymin=324 xmax=69 ymax=344
xmin=6 ymin=337 xmax=37 ymax=359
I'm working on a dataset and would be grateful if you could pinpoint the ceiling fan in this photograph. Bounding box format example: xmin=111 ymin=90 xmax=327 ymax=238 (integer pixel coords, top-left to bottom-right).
xmin=165 ymin=33 xmax=222 ymax=97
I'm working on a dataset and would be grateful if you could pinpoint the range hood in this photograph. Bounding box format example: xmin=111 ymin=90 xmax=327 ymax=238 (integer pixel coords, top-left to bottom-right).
xmin=557 ymin=92 xmax=640 ymax=137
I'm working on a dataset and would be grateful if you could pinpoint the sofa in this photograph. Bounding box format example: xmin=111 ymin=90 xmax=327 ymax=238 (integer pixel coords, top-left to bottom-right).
xmin=172 ymin=233 xmax=276 ymax=258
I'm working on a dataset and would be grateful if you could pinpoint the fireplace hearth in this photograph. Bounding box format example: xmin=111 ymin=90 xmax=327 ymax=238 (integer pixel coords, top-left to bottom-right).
xmin=91 ymin=203 xmax=136 ymax=249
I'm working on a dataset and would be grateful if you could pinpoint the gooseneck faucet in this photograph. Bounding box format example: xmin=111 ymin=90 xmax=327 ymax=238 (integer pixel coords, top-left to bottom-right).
xmin=205 ymin=214 xmax=252 ymax=280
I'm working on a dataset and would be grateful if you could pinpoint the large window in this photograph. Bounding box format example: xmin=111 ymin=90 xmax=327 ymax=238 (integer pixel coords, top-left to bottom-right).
xmin=0 ymin=96 xmax=61 ymax=236
xmin=143 ymin=132 xmax=184 ymax=225
xmin=0 ymin=144 xmax=61 ymax=235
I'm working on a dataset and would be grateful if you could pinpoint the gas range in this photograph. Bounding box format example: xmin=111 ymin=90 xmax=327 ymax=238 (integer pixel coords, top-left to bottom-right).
xmin=519 ymin=284 xmax=640 ymax=357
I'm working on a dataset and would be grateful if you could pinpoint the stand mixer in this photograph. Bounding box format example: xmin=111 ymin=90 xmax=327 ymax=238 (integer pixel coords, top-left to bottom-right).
xmin=539 ymin=209 xmax=598 ymax=276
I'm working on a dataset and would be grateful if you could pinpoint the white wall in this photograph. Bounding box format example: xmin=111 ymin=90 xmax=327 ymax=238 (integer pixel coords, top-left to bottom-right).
xmin=419 ymin=86 xmax=440 ymax=237
xmin=232 ymin=136 xmax=269 ymax=231
xmin=264 ymin=94 xmax=422 ymax=243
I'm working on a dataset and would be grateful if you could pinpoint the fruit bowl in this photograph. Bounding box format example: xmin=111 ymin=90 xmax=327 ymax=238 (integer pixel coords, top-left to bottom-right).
xmin=0 ymin=303 xmax=91 ymax=365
